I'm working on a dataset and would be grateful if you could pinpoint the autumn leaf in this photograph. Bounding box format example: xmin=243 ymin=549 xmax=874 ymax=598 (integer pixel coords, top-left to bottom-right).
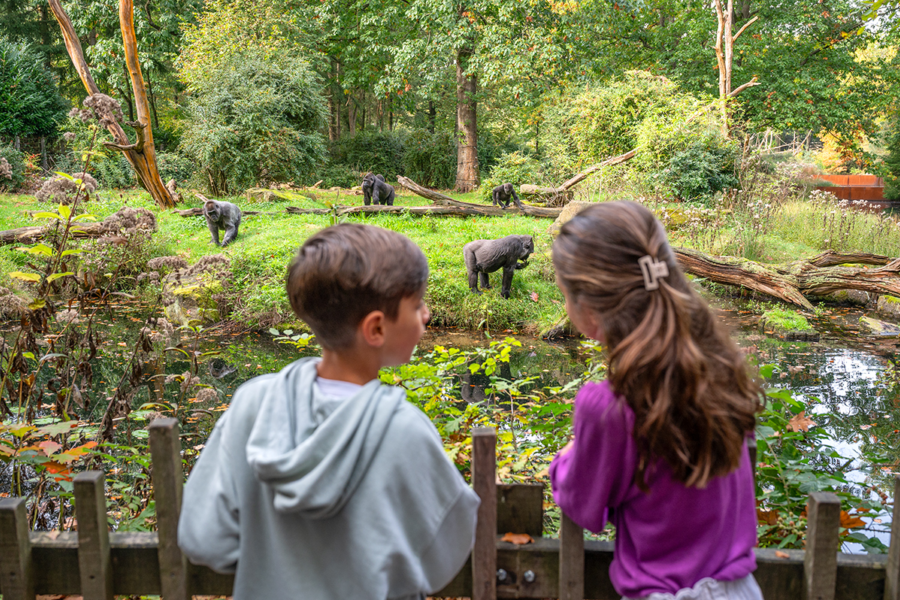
xmin=756 ymin=508 xmax=778 ymax=526
xmin=839 ymin=511 xmax=866 ymax=530
xmin=787 ymin=411 xmax=816 ymax=432
xmin=775 ymin=550 xmax=790 ymax=559
xmin=530 ymin=291 xmax=539 ymax=302
xmin=38 ymin=440 xmax=62 ymax=456
xmin=500 ymin=532 xmax=534 ymax=545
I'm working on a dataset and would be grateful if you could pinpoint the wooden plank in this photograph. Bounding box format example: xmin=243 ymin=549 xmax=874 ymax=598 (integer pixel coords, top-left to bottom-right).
xmin=0 ymin=497 xmax=35 ymax=600
xmin=9 ymin=532 xmax=894 ymax=599
xmin=149 ymin=418 xmax=189 ymax=600
xmin=559 ymin=513 xmax=584 ymax=600
xmin=74 ymin=471 xmax=114 ymax=600
xmin=471 ymin=427 xmax=497 ymax=600
xmin=805 ymin=492 xmax=841 ymax=600
xmin=497 ymin=484 xmax=543 ymax=537
xmin=885 ymin=475 xmax=900 ymax=600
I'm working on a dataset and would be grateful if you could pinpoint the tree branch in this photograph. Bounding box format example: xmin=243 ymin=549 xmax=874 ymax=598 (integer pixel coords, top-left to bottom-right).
xmin=728 ymin=76 xmax=760 ymax=97
xmin=732 ymin=15 xmax=759 ymax=42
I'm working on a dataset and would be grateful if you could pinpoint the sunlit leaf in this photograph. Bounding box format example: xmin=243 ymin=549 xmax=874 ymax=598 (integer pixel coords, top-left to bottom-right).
xmin=9 ymin=271 xmax=40 ymax=282
xmin=47 ymin=272 xmax=74 ymax=283
xmin=30 ymin=211 xmax=62 ymax=220
xmin=18 ymin=243 xmax=53 ymax=256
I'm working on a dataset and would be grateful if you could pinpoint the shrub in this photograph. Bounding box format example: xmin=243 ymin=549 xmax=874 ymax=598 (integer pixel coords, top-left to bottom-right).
xmin=179 ymin=49 xmax=328 ymax=195
xmin=0 ymin=38 xmax=68 ymax=140
xmin=479 ymin=151 xmax=547 ymax=202
xmin=58 ymin=112 xmax=135 ymax=189
xmin=315 ymin=163 xmax=360 ymax=189
xmin=403 ymin=129 xmax=456 ymax=188
xmin=664 ymin=142 xmax=739 ymax=202
xmin=156 ymin=152 xmax=195 ymax=185
xmin=0 ymin=145 xmax=25 ymax=191
xmin=329 ymin=130 xmax=406 ymax=181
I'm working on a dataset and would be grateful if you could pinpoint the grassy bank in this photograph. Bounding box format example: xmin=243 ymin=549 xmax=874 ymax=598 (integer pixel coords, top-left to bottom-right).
xmin=2 ymin=185 xmax=900 ymax=333
xmin=0 ymin=189 xmax=567 ymax=332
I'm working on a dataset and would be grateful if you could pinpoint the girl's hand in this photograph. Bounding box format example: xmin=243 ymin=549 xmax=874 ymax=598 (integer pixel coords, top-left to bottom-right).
xmin=559 ymin=439 xmax=575 ymax=456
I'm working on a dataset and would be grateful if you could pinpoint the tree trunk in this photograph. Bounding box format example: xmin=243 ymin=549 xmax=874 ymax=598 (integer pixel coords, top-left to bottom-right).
xmin=48 ymin=0 xmax=175 ymax=209
xmin=40 ymin=136 xmax=47 ymax=172
xmin=455 ymin=46 xmax=479 ymax=192
xmin=147 ymin=71 xmax=159 ymax=132
xmin=388 ymin=96 xmax=393 ymax=132
xmin=347 ymin=95 xmax=357 ymax=138
xmin=673 ymin=247 xmax=900 ymax=309
xmin=713 ymin=0 xmax=758 ymax=138
xmin=122 ymin=64 xmax=134 ymax=122
xmin=14 ymin=135 xmax=19 ymax=151
xmin=428 ymin=101 xmax=436 ymax=134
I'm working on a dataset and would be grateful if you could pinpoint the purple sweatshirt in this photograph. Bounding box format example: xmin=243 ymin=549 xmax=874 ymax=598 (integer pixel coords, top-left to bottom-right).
xmin=549 ymin=381 xmax=757 ymax=598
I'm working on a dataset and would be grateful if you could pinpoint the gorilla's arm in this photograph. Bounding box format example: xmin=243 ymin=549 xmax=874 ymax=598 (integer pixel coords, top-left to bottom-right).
xmin=206 ymin=217 xmax=220 ymax=246
xmin=509 ymin=187 xmax=524 ymax=210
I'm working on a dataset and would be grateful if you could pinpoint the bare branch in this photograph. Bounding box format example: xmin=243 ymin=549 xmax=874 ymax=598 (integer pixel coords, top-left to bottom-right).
xmin=729 ymin=77 xmax=760 ymax=97
xmin=732 ymin=15 xmax=759 ymax=42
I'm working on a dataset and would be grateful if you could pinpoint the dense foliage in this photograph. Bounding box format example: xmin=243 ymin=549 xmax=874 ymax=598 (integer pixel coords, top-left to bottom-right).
xmin=179 ymin=50 xmax=328 ymax=194
xmin=0 ymin=38 xmax=67 ymax=139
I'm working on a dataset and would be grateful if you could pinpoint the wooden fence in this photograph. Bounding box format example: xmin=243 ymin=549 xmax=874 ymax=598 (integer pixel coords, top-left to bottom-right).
xmin=0 ymin=420 xmax=898 ymax=599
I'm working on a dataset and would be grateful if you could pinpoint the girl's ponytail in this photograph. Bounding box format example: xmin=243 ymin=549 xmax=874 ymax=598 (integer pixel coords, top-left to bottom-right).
xmin=553 ymin=201 xmax=760 ymax=489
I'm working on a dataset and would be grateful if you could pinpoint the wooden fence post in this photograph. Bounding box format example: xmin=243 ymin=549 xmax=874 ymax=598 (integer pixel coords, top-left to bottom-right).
xmin=75 ymin=471 xmax=114 ymax=600
xmin=149 ymin=417 xmax=189 ymax=600
xmin=885 ymin=475 xmax=900 ymax=600
xmin=559 ymin=512 xmax=584 ymax=600
xmin=472 ymin=427 xmax=497 ymax=600
xmin=804 ymin=492 xmax=841 ymax=600
xmin=0 ymin=498 xmax=35 ymax=600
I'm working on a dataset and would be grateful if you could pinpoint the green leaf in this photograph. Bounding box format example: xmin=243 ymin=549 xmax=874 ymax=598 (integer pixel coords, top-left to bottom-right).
xmin=18 ymin=243 xmax=53 ymax=256
xmin=72 ymin=214 xmax=97 ymax=222
xmin=60 ymin=249 xmax=83 ymax=257
xmin=53 ymin=172 xmax=76 ymax=182
xmin=30 ymin=211 xmax=61 ymax=220
xmin=27 ymin=299 xmax=46 ymax=310
xmin=9 ymin=271 xmax=40 ymax=282
xmin=58 ymin=204 xmax=71 ymax=220
xmin=47 ymin=272 xmax=74 ymax=283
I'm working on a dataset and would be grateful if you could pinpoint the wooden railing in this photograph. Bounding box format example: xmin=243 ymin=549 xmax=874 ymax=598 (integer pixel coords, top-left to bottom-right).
xmin=0 ymin=420 xmax=898 ymax=599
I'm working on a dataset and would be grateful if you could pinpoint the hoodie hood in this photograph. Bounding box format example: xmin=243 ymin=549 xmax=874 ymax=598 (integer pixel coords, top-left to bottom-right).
xmin=245 ymin=358 xmax=404 ymax=518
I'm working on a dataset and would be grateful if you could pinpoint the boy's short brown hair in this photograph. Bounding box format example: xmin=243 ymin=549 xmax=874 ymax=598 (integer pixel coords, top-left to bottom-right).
xmin=287 ymin=223 xmax=429 ymax=350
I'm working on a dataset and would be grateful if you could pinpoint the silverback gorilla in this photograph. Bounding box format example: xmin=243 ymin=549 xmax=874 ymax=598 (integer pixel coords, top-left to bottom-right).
xmin=362 ymin=172 xmax=395 ymax=206
xmin=492 ymin=183 xmax=523 ymax=209
xmin=463 ymin=235 xmax=534 ymax=299
xmin=203 ymin=199 xmax=241 ymax=247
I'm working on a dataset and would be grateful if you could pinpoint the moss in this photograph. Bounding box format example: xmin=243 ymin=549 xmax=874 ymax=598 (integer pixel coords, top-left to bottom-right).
xmin=760 ymin=308 xmax=812 ymax=332
xmin=881 ymin=295 xmax=900 ymax=305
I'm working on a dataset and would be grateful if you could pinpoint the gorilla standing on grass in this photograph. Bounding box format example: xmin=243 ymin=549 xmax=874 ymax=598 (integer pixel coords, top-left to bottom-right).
xmin=362 ymin=173 xmax=396 ymax=206
xmin=464 ymin=235 xmax=534 ymax=299
xmin=492 ymin=183 xmax=523 ymax=209
xmin=203 ymin=199 xmax=242 ymax=246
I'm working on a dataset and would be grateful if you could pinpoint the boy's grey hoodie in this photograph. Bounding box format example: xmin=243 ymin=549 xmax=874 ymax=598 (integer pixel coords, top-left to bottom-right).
xmin=178 ymin=358 xmax=480 ymax=600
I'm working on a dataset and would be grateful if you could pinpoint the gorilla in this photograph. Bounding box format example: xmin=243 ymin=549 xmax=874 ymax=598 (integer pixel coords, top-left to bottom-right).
xmin=492 ymin=183 xmax=523 ymax=209
xmin=203 ymin=199 xmax=242 ymax=247
xmin=463 ymin=235 xmax=534 ymax=299
xmin=362 ymin=172 xmax=395 ymax=206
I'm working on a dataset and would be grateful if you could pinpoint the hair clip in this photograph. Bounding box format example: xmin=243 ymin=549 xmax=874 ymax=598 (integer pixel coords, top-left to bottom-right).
xmin=639 ymin=255 xmax=669 ymax=291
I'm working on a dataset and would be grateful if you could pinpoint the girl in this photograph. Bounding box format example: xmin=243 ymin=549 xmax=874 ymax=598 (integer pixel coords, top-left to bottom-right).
xmin=549 ymin=201 xmax=763 ymax=600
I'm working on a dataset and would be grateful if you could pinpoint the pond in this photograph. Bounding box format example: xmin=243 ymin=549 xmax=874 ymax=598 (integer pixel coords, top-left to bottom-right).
xmin=0 ymin=291 xmax=897 ymax=552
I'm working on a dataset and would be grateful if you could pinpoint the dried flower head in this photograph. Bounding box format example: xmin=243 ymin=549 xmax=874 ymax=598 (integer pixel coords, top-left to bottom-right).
xmin=63 ymin=132 xmax=76 ymax=142
xmin=180 ymin=371 xmax=198 ymax=394
xmin=68 ymin=107 xmax=93 ymax=122
xmin=83 ymin=93 xmax=124 ymax=127
xmin=147 ymin=256 xmax=189 ymax=272
xmin=56 ymin=309 xmax=80 ymax=325
xmin=195 ymin=388 xmax=218 ymax=403
xmin=0 ymin=158 xmax=11 ymax=180
xmin=35 ymin=172 xmax=98 ymax=204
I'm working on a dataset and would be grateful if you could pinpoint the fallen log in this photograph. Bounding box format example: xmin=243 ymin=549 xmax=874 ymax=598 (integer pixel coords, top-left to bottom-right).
xmin=0 ymin=207 xmax=157 ymax=246
xmin=674 ymin=247 xmax=900 ymax=309
xmin=397 ymin=176 xmax=563 ymax=218
xmin=177 ymin=203 xmax=563 ymax=219
xmin=519 ymin=185 xmax=573 ymax=206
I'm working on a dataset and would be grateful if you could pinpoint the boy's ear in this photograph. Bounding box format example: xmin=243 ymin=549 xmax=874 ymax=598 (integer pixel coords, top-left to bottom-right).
xmin=359 ymin=310 xmax=386 ymax=347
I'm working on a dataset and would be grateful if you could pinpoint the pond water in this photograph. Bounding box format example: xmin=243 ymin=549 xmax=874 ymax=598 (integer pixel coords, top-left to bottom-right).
xmin=1 ymin=291 xmax=897 ymax=551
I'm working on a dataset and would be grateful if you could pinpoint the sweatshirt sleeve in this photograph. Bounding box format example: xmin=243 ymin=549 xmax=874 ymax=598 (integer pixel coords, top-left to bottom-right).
xmin=418 ymin=483 xmax=480 ymax=594
xmin=178 ymin=416 xmax=242 ymax=573
xmin=549 ymin=382 xmax=638 ymax=533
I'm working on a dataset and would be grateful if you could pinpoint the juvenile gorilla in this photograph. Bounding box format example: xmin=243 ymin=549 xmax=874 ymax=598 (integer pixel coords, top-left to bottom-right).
xmin=203 ymin=199 xmax=242 ymax=247
xmin=492 ymin=183 xmax=523 ymax=209
xmin=463 ymin=235 xmax=534 ymax=299
xmin=361 ymin=172 xmax=395 ymax=206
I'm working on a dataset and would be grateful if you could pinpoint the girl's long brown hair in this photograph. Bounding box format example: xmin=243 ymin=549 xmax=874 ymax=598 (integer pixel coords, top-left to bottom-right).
xmin=553 ymin=201 xmax=761 ymax=489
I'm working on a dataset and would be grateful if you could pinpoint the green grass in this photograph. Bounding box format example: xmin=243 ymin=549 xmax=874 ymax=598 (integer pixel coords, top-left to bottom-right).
xmin=760 ymin=308 xmax=812 ymax=331
xmin=0 ymin=188 xmax=566 ymax=332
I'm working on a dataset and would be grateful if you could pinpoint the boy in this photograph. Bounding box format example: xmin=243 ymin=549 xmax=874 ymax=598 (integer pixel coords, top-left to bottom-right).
xmin=178 ymin=224 xmax=480 ymax=599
